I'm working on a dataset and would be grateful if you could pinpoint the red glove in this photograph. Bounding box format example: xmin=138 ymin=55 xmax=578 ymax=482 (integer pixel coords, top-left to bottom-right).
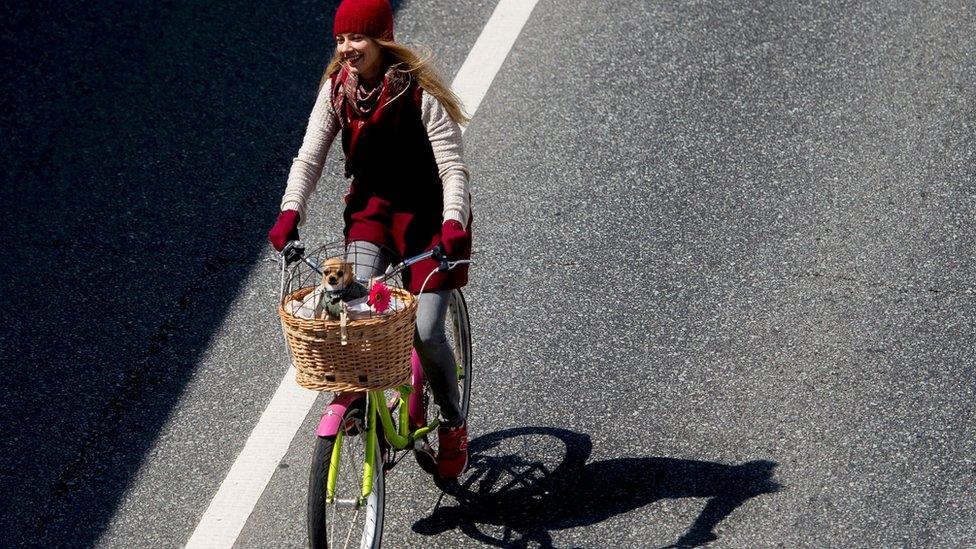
xmin=268 ymin=209 xmax=301 ymax=252
xmin=440 ymin=219 xmax=468 ymax=260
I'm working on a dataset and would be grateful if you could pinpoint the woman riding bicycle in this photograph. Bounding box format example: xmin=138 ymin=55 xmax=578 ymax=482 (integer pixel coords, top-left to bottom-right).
xmin=267 ymin=0 xmax=472 ymax=478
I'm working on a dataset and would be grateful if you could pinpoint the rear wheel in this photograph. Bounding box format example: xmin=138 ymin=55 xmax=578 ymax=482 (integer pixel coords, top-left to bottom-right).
xmin=308 ymin=402 xmax=384 ymax=549
xmin=415 ymin=288 xmax=473 ymax=475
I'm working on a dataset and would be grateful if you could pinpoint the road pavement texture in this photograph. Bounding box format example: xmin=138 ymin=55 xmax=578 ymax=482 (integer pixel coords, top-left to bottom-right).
xmin=2 ymin=0 xmax=974 ymax=547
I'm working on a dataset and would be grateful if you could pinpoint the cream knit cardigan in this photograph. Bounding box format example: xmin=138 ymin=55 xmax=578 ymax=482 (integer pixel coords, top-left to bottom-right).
xmin=280 ymin=80 xmax=471 ymax=227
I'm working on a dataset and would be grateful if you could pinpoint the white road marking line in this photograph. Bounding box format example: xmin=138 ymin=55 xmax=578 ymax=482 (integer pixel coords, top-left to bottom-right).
xmin=454 ymin=0 xmax=539 ymax=132
xmin=185 ymin=367 xmax=316 ymax=548
xmin=184 ymin=1 xmax=538 ymax=547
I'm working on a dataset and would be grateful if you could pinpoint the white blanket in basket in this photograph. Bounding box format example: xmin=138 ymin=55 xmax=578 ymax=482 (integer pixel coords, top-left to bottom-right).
xmin=285 ymin=292 xmax=406 ymax=320
xmin=285 ymin=286 xmax=326 ymax=319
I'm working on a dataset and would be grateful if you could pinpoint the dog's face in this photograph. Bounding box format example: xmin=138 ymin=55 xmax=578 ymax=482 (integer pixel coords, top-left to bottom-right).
xmin=321 ymin=257 xmax=354 ymax=293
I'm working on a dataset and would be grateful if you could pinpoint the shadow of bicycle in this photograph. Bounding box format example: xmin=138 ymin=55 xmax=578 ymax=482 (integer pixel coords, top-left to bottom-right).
xmin=413 ymin=426 xmax=781 ymax=548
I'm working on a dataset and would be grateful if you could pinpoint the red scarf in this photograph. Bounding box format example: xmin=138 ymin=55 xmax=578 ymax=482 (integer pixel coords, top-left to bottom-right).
xmin=333 ymin=64 xmax=411 ymax=122
xmin=331 ymin=64 xmax=412 ymax=164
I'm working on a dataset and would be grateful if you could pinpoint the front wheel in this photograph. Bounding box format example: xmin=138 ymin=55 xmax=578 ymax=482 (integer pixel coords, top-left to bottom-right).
xmin=308 ymin=403 xmax=385 ymax=549
xmin=415 ymin=288 xmax=473 ymax=475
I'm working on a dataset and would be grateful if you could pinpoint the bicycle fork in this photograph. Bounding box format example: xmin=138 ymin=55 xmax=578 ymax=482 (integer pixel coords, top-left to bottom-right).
xmin=323 ymin=397 xmax=378 ymax=507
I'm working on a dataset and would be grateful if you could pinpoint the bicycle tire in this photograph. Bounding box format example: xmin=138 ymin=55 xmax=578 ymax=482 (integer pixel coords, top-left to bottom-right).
xmin=415 ymin=288 xmax=473 ymax=475
xmin=308 ymin=403 xmax=385 ymax=549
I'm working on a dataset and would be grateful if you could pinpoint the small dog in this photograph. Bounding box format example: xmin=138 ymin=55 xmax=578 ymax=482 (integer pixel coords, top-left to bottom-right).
xmin=317 ymin=257 xmax=368 ymax=320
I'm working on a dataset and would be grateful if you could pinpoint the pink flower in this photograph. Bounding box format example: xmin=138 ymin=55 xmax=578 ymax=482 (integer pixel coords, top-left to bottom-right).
xmin=368 ymin=282 xmax=392 ymax=314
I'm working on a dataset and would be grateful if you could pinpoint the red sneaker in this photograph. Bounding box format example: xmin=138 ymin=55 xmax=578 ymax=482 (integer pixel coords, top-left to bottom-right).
xmin=436 ymin=422 xmax=468 ymax=478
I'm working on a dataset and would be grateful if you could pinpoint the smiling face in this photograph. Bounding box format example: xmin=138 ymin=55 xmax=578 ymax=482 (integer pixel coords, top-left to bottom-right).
xmin=336 ymin=32 xmax=384 ymax=84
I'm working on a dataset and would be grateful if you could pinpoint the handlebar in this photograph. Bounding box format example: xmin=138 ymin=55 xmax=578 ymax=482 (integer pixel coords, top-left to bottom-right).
xmin=376 ymin=243 xmax=444 ymax=282
xmin=278 ymin=241 xmax=471 ymax=282
xmin=281 ymin=241 xmax=323 ymax=275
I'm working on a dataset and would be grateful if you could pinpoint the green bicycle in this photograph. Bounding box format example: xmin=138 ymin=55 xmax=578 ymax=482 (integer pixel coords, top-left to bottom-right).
xmin=280 ymin=243 xmax=472 ymax=549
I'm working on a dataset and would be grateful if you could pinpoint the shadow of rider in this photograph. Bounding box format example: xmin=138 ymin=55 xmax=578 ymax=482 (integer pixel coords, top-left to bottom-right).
xmin=413 ymin=426 xmax=781 ymax=548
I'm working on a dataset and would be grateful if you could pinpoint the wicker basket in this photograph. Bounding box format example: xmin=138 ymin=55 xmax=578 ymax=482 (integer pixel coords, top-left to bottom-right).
xmin=278 ymin=286 xmax=417 ymax=392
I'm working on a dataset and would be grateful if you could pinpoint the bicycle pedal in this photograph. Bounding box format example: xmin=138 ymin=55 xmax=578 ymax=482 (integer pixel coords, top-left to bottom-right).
xmin=414 ymin=442 xmax=438 ymax=477
xmin=413 ymin=438 xmax=432 ymax=452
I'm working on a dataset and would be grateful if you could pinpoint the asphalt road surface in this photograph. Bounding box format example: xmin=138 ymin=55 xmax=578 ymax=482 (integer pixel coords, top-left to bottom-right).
xmin=2 ymin=0 xmax=974 ymax=547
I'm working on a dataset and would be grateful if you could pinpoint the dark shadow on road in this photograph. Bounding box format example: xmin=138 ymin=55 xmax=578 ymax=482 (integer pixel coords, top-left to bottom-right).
xmin=0 ymin=1 xmax=400 ymax=546
xmin=414 ymin=427 xmax=781 ymax=548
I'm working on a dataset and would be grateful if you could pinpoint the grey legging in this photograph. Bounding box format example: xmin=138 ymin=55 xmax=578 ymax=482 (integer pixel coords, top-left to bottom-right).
xmin=346 ymin=240 xmax=463 ymax=425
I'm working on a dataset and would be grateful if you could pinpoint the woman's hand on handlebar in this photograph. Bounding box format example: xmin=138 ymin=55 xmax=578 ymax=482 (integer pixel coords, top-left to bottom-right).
xmin=269 ymin=209 xmax=301 ymax=252
xmin=440 ymin=219 xmax=468 ymax=260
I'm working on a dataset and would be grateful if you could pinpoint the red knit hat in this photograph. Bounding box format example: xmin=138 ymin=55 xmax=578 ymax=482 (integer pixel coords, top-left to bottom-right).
xmin=334 ymin=0 xmax=394 ymax=41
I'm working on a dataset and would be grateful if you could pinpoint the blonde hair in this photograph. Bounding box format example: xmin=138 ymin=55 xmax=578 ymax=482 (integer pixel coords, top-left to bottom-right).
xmin=321 ymin=38 xmax=469 ymax=125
